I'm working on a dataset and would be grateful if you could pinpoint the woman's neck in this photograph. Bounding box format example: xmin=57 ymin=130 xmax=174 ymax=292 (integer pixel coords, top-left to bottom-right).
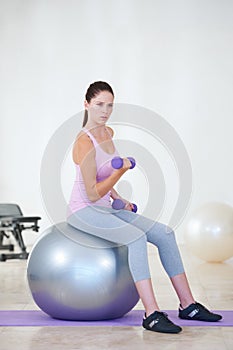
xmin=84 ymin=123 xmax=107 ymax=137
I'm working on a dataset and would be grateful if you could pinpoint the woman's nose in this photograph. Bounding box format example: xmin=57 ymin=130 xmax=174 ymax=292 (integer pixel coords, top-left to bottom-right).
xmin=102 ymin=105 xmax=108 ymax=113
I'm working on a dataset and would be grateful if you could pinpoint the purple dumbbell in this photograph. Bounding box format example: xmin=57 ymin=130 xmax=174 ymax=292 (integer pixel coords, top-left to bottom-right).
xmin=111 ymin=156 xmax=136 ymax=169
xmin=112 ymin=199 xmax=137 ymax=213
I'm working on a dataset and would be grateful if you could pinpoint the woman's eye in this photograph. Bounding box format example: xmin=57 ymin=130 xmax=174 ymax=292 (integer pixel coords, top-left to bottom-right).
xmin=95 ymin=102 xmax=113 ymax=108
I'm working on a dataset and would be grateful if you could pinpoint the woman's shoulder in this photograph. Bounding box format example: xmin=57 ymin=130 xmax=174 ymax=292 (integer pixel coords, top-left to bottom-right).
xmin=73 ymin=130 xmax=95 ymax=164
xmin=106 ymin=126 xmax=114 ymax=137
xmin=74 ymin=130 xmax=94 ymax=149
xmin=76 ymin=129 xmax=90 ymax=140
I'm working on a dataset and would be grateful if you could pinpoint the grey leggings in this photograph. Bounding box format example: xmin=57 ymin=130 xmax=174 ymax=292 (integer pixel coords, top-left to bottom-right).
xmin=67 ymin=206 xmax=184 ymax=283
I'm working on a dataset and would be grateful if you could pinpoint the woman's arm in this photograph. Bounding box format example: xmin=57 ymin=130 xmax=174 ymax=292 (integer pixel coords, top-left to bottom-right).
xmin=73 ymin=132 xmax=131 ymax=202
xmin=110 ymin=187 xmax=122 ymax=200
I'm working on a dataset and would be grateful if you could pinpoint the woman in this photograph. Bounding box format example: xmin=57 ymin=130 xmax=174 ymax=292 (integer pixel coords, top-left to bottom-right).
xmin=67 ymin=81 xmax=222 ymax=334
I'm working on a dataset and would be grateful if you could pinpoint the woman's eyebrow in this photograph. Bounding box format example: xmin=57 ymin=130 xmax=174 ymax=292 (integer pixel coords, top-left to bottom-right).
xmin=95 ymin=100 xmax=113 ymax=103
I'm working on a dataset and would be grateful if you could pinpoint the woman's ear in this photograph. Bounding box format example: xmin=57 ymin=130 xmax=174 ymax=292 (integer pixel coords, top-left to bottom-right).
xmin=84 ymin=100 xmax=88 ymax=109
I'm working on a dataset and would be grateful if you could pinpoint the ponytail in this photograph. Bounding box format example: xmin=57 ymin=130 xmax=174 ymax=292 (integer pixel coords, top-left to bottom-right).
xmin=82 ymin=110 xmax=88 ymax=127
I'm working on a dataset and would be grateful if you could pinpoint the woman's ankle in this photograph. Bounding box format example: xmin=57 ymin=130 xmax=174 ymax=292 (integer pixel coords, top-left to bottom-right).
xmin=145 ymin=308 xmax=160 ymax=318
xmin=179 ymin=299 xmax=195 ymax=309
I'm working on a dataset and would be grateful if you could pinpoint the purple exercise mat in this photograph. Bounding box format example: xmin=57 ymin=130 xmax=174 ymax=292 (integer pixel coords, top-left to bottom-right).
xmin=0 ymin=310 xmax=232 ymax=327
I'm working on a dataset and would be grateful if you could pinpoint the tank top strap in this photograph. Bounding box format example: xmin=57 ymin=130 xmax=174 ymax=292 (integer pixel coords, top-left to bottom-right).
xmin=82 ymin=128 xmax=98 ymax=148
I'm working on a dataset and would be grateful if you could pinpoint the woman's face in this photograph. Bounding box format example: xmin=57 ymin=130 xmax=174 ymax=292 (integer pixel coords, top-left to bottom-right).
xmin=84 ymin=91 xmax=114 ymax=126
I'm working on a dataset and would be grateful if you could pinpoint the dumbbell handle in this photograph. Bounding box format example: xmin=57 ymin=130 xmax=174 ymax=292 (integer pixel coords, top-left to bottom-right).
xmin=111 ymin=156 xmax=136 ymax=169
xmin=112 ymin=199 xmax=137 ymax=213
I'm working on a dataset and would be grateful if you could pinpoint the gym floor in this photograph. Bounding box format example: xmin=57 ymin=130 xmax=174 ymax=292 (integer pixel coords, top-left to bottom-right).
xmin=0 ymin=244 xmax=232 ymax=350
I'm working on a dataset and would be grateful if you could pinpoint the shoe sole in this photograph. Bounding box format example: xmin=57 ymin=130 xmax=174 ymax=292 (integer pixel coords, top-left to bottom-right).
xmin=179 ymin=316 xmax=222 ymax=322
xmin=143 ymin=325 xmax=182 ymax=334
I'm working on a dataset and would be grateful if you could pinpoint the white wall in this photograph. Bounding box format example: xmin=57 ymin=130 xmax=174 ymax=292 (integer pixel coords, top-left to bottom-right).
xmin=1 ymin=0 xmax=233 ymax=244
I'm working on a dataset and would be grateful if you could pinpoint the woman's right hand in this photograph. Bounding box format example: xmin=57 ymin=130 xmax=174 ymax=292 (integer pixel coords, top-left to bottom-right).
xmin=116 ymin=158 xmax=132 ymax=172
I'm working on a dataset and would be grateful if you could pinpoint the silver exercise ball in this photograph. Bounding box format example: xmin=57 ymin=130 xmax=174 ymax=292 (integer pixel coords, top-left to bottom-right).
xmin=27 ymin=222 xmax=139 ymax=320
xmin=185 ymin=202 xmax=233 ymax=262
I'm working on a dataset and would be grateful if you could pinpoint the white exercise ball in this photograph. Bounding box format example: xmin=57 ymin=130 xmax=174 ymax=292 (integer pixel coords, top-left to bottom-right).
xmin=185 ymin=202 xmax=233 ymax=262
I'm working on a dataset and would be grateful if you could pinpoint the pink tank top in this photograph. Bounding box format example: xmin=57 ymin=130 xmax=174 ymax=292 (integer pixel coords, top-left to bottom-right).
xmin=67 ymin=128 xmax=119 ymax=216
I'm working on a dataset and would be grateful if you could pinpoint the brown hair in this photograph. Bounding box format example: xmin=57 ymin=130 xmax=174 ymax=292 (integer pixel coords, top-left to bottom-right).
xmin=83 ymin=81 xmax=114 ymax=127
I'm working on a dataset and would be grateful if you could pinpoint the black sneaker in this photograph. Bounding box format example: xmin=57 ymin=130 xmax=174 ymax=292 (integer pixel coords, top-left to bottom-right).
xmin=142 ymin=311 xmax=182 ymax=334
xmin=179 ymin=302 xmax=222 ymax=322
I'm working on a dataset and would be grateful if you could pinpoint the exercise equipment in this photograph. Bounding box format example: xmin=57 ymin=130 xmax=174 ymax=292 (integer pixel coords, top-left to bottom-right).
xmin=185 ymin=202 xmax=233 ymax=262
xmin=112 ymin=199 xmax=137 ymax=213
xmin=111 ymin=156 xmax=136 ymax=169
xmin=0 ymin=203 xmax=41 ymax=261
xmin=27 ymin=222 xmax=139 ymax=320
xmin=111 ymin=156 xmax=137 ymax=212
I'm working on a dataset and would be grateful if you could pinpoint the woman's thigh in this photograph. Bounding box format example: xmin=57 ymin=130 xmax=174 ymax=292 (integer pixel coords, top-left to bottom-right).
xmin=112 ymin=209 xmax=166 ymax=232
xmin=67 ymin=206 xmax=145 ymax=246
xmin=113 ymin=209 xmax=173 ymax=244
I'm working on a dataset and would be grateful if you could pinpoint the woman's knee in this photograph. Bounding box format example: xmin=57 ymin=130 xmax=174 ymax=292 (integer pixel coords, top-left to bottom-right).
xmin=147 ymin=223 xmax=177 ymax=245
xmin=124 ymin=231 xmax=147 ymax=250
xmin=129 ymin=234 xmax=148 ymax=251
xmin=160 ymin=226 xmax=176 ymax=242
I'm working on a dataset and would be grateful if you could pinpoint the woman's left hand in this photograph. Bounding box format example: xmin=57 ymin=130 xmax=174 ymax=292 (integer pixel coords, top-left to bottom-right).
xmin=123 ymin=201 xmax=134 ymax=211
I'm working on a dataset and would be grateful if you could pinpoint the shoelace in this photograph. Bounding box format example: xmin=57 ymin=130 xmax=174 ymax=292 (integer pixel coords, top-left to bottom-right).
xmin=160 ymin=312 xmax=174 ymax=324
xmin=196 ymin=303 xmax=213 ymax=314
xmin=144 ymin=311 xmax=174 ymax=324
